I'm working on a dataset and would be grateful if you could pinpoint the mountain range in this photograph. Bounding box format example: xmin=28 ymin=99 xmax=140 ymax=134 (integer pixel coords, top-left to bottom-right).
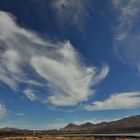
xmin=1 ymin=115 xmax=140 ymax=134
xmin=60 ymin=115 xmax=140 ymax=134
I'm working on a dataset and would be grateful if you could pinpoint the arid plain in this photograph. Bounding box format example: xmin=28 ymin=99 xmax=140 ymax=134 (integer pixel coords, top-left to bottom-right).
xmin=0 ymin=137 xmax=139 ymax=140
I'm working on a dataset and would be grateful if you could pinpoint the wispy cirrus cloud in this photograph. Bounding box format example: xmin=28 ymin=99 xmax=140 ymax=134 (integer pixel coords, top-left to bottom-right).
xmin=84 ymin=91 xmax=140 ymax=111
xmin=50 ymin=0 xmax=92 ymax=29
xmin=0 ymin=10 xmax=109 ymax=106
xmin=113 ymin=0 xmax=139 ymax=40
xmin=15 ymin=113 xmax=24 ymax=116
xmin=112 ymin=0 xmax=140 ymax=69
xmin=23 ymin=89 xmax=38 ymax=101
xmin=0 ymin=104 xmax=7 ymax=118
xmin=31 ymin=51 xmax=109 ymax=106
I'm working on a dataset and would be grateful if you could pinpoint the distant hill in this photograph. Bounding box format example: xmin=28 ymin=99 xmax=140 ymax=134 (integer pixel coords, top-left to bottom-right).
xmin=60 ymin=115 xmax=140 ymax=134
xmin=0 ymin=127 xmax=20 ymax=132
xmin=61 ymin=123 xmax=80 ymax=132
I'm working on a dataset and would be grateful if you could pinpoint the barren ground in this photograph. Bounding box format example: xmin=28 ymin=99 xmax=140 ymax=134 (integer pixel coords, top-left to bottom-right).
xmin=0 ymin=136 xmax=139 ymax=140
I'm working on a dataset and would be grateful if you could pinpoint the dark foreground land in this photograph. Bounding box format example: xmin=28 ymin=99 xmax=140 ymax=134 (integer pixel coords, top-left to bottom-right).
xmin=0 ymin=136 xmax=140 ymax=140
xmin=1 ymin=134 xmax=140 ymax=140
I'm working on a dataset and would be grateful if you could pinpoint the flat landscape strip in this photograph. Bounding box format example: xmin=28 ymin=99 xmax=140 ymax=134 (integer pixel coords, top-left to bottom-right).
xmin=0 ymin=136 xmax=140 ymax=140
xmin=52 ymin=133 xmax=140 ymax=137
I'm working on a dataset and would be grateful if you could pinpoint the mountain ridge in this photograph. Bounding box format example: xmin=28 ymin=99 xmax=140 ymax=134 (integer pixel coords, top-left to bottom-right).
xmin=1 ymin=115 xmax=140 ymax=134
xmin=61 ymin=115 xmax=140 ymax=133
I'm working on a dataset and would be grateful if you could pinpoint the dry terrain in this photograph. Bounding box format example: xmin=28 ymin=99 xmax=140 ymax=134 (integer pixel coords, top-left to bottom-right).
xmin=0 ymin=137 xmax=139 ymax=140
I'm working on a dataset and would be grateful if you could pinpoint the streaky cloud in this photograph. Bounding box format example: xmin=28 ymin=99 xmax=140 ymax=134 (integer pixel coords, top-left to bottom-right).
xmin=50 ymin=0 xmax=92 ymax=30
xmin=0 ymin=10 xmax=109 ymax=106
xmin=84 ymin=91 xmax=140 ymax=111
xmin=0 ymin=104 xmax=7 ymax=118
xmin=23 ymin=89 xmax=38 ymax=101
xmin=112 ymin=0 xmax=140 ymax=70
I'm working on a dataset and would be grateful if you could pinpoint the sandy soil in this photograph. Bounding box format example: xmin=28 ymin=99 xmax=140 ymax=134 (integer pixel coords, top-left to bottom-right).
xmin=0 ymin=136 xmax=139 ymax=140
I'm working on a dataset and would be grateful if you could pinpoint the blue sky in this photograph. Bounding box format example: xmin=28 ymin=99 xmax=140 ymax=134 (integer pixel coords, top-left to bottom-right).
xmin=0 ymin=0 xmax=140 ymax=129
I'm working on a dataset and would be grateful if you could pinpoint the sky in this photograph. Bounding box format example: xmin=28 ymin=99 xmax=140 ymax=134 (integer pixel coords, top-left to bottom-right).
xmin=0 ymin=0 xmax=140 ymax=130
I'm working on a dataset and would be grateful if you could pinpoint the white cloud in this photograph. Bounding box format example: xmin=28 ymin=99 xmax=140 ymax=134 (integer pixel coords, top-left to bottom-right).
xmin=50 ymin=0 xmax=92 ymax=29
xmin=16 ymin=113 xmax=24 ymax=116
xmin=0 ymin=49 xmax=23 ymax=89
xmin=112 ymin=0 xmax=140 ymax=69
xmin=84 ymin=91 xmax=140 ymax=111
xmin=3 ymin=49 xmax=21 ymax=74
xmin=23 ymin=89 xmax=38 ymax=101
xmin=0 ymin=104 xmax=7 ymax=118
xmin=0 ymin=10 xmax=109 ymax=106
xmin=31 ymin=45 xmax=109 ymax=106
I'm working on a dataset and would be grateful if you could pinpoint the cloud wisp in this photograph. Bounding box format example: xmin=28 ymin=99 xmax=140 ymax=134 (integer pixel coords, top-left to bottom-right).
xmin=84 ymin=91 xmax=140 ymax=111
xmin=0 ymin=104 xmax=7 ymax=118
xmin=23 ymin=89 xmax=38 ymax=101
xmin=112 ymin=0 xmax=140 ymax=69
xmin=50 ymin=0 xmax=92 ymax=29
xmin=0 ymin=10 xmax=109 ymax=106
